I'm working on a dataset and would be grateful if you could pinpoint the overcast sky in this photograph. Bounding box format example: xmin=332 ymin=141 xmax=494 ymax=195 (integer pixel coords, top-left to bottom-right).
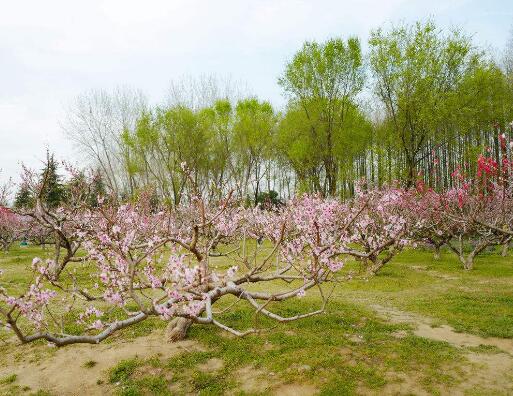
xmin=1 ymin=0 xmax=512 ymax=185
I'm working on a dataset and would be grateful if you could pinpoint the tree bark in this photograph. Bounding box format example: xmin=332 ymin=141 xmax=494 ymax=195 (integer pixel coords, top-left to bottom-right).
xmin=463 ymin=256 xmax=474 ymax=271
xmin=433 ymin=246 xmax=441 ymax=261
xmin=366 ymin=258 xmax=384 ymax=276
xmin=502 ymin=242 xmax=509 ymax=257
xmin=166 ymin=318 xmax=193 ymax=342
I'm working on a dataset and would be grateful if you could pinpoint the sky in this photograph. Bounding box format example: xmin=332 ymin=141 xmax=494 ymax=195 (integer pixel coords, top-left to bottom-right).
xmin=1 ymin=0 xmax=513 ymax=186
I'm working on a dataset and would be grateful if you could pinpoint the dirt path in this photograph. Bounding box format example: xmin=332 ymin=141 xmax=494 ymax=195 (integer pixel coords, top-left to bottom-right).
xmin=0 ymin=330 xmax=200 ymax=396
xmin=371 ymin=304 xmax=513 ymax=395
xmin=372 ymin=304 xmax=513 ymax=352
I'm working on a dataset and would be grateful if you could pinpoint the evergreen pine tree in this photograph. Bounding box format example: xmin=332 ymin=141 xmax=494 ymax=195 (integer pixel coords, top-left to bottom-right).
xmin=13 ymin=184 xmax=33 ymax=209
xmin=40 ymin=152 xmax=65 ymax=208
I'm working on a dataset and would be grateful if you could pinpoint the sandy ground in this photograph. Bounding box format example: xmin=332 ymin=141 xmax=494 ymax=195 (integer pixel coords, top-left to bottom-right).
xmin=0 ymin=330 xmax=200 ymax=396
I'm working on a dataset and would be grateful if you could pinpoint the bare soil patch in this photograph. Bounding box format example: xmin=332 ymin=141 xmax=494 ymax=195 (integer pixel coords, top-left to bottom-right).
xmin=0 ymin=330 xmax=199 ymax=396
xmin=233 ymin=366 xmax=274 ymax=394
xmin=410 ymin=265 xmax=460 ymax=280
xmin=372 ymin=304 xmax=513 ymax=352
xmin=274 ymin=383 xmax=318 ymax=395
xmin=232 ymin=366 xmax=318 ymax=395
xmin=371 ymin=304 xmax=513 ymax=395
xmin=197 ymin=357 xmax=224 ymax=372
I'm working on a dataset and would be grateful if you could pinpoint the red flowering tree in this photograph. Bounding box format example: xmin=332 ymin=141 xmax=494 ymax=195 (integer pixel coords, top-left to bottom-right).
xmin=455 ymin=135 xmax=513 ymax=255
xmin=423 ymin=138 xmax=513 ymax=269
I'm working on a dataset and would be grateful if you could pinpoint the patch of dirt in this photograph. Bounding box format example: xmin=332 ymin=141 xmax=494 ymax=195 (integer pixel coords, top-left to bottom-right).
xmin=274 ymin=383 xmax=318 ymax=395
xmin=233 ymin=366 xmax=318 ymax=395
xmin=427 ymin=271 xmax=459 ymax=280
xmin=197 ymin=357 xmax=224 ymax=372
xmin=347 ymin=334 xmax=365 ymax=343
xmin=262 ymin=341 xmax=277 ymax=351
xmin=372 ymin=304 xmax=513 ymax=353
xmin=416 ymin=324 xmax=513 ymax=352
xmin=338 ymin=346 xmax=358 ymax=366
xmin=461 ymin=352 xmax=513 ymax=394
xmin=234 ymin=366 xmax=274 ymax=394
xmin=391 ymin=329 xmax=409 ymax=339
xmin=371 ymin=304 xmax=513 ymax=395
xmin=361 ymin=371 xmax=432 ymax=396
xmin=371 ymin=305 xmax=425 ymax=324
xmin=287 ymin=363 xmax=313 ymax=374
xmin=410 ymin=265 xmax=460 ymax=280
xmin=0 ymin=330 xmax=200 ymax=396
xmin=133 ymin=365 xmax=165 ymax=378
xmin=411 ymin=265 xmax=429 ymax=271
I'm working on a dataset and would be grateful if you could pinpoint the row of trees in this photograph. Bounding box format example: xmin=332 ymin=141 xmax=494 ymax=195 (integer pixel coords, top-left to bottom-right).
xmin=2 ymin=138 xmax=513 ymax=346
xmin=61 ymin=21 xmax=513 ymax=204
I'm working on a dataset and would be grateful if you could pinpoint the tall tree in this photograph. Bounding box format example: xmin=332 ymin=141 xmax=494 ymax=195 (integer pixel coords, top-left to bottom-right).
xmin=278 ymin=37 xmax=366 ymax=196
xmin=63 ymin=87 xmax=147 ymax=197
xmin=233 ymin=98 xmax=276 ymax=203
xmin=13 ymin=184 xmax=33 ymax=209
xmin=368 ymin=21 xmax=486 ymax=186
xmin=40 ymin=152 xmax=65 ymax=209
xmin=503 ymin=25 xmax=513 ymax=86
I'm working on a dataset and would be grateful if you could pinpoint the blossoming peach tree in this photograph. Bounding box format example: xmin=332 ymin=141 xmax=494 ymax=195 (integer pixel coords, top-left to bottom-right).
xmin=5 ymin=145 xmax=512 ymax=347
xmin=0 ymin=183 xmax=418 ymax=347
xmin=0 ymin=207 xmax=28 ymax=252
xmin=14 ymin=164 xmax=100 ymax=278
xmin=341 ymin=186 xmax=419 ymax=275
xmin=447 ymin=138 xmax=513 ymax=264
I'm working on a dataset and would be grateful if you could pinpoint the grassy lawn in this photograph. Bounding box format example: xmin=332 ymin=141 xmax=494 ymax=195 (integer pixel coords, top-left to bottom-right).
xmin=1 ymin=245 xmax=513 ymax=395
xmin=337 ymin=248 xmax=513 ymax=338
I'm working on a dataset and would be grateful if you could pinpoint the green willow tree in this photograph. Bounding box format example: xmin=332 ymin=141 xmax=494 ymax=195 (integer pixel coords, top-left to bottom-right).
xmin=198 ymin=99 xmax=234 ymax=201
xmin=233 ymin=98 xmax=276 ymax=203
xmin=278 ymin=37 xmax=367 ymax=196
xmin=121 ymin=98 xmax=276 ymax=205
xmin=368 ymin=21 xmax=512 ymax=187
xmin=121 ymin=105 xmax=213 ymax=206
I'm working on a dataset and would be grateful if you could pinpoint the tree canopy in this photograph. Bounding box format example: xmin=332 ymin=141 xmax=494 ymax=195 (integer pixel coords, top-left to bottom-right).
xmin=63 ymin=21 xmax=513 ymax=201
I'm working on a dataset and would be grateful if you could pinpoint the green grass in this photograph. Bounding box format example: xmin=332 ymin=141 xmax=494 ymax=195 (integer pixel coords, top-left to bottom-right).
xmin=408 ymin=291 xmax=513 ymax=338
xmin=109 ymin=359 xmax=140 ymax=384
xmin=83 ymin=360 xmax=97 ymax=368
xmin=101 ymin=298 xmax=463 ymax=395
xmin=2 ymin=245 xmax=513 ymax=394
xmin=337 ymin=249 xmax=513 ymax=339
xmin=0 ymin=374 xmax=17 ymax=385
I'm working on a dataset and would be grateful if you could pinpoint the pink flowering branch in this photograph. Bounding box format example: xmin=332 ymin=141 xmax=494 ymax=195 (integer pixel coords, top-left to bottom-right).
xmin=1 ymin=191 xmax=371 ymax=346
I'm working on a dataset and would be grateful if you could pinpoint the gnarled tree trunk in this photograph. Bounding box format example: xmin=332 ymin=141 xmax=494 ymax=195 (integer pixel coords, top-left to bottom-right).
xmin=461 ymin=256 xmax=474 ymax=271
xmin=433 ymin=245 xmax=441 ymax=260
xmin=501 ymin=240 xmax=511 ymax=257
xmin=166 ymin=317 xmax=193 ymax=342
